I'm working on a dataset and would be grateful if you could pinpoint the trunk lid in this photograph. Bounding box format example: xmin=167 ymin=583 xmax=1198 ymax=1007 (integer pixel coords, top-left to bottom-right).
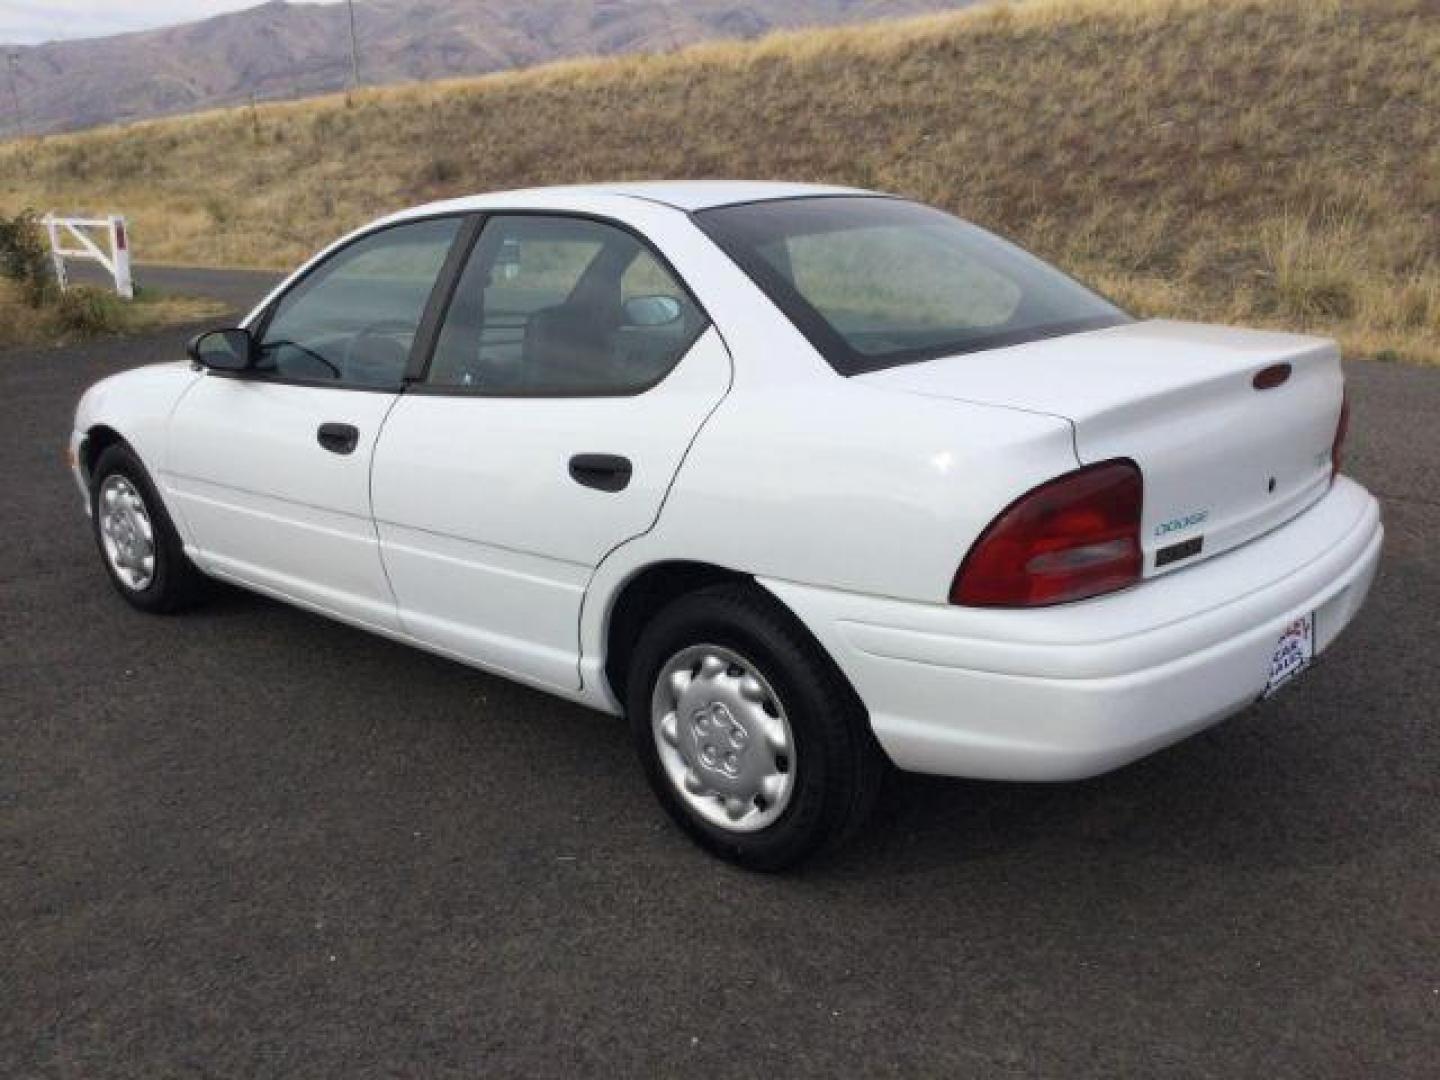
xmin=860 ymin=320 xmax=1344 ymax=576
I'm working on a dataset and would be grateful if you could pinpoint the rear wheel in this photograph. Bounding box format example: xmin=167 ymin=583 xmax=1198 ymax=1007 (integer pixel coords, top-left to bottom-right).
xmin=627 ymin=584 xmax=884 ymax=870
xmin=90 ymin=442 xmax=209 ymax=613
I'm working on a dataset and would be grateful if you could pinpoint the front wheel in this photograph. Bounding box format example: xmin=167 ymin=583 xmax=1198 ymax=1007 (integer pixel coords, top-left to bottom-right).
xmin=90 ymin=442 xmax=209 ymax=613
xmin=627 ymin=584 xmax=885 ymax=871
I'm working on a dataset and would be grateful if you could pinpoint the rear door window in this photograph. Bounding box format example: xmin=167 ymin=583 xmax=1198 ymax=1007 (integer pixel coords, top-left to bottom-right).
xmin=425 ymin=215 xmax=708 ymax=395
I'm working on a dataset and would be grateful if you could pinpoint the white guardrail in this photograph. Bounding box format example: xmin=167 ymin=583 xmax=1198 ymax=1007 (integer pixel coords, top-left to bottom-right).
xmin=41 ymin=213 xmax=134 ymax=299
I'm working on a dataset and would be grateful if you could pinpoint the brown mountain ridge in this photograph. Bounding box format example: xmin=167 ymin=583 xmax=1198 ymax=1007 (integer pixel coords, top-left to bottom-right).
xmin=4 ymin=0 xmax=976 ymax=135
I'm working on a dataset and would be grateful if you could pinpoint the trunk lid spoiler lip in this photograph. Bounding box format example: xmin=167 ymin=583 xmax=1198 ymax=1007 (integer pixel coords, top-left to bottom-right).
xmin=854 ymin=319 xmax=1339 ymax=426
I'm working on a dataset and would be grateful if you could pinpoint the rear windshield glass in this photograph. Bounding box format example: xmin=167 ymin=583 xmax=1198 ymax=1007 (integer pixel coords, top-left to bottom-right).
xmin=695 ymin=197 xmax=1130 ymax=375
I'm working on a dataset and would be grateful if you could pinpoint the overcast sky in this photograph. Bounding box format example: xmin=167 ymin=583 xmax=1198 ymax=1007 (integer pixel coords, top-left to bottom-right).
xmin=1 ymin=1 xmax=342 ymax=45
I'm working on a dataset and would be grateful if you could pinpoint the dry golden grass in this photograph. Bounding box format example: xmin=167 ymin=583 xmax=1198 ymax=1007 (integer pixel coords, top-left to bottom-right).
xmin=0 ymin=0 xmax=1435 ymax=361
xmin=0 ymin=280 xmax=226 ymax=349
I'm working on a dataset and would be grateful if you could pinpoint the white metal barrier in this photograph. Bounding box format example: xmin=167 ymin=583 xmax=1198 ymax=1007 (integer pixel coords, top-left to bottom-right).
xmin=41 ymin=213 xmax=134 ymax=299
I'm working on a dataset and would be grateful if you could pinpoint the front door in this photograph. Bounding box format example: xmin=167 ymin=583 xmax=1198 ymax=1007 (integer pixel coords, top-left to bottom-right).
xmin=167 ymin=215 xmax=466 ymax=630
xmin=371 ymin=213 xmax=731 ymax=691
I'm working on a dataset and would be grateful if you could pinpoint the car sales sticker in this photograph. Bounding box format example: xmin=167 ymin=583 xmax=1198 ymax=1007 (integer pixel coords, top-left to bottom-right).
xmin=1264 ymin=614 xmax=1315 ymax=698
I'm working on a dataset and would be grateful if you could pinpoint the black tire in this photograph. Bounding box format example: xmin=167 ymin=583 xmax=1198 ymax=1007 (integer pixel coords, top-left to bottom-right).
xmin=89 ymin=442 xmax=210 ymax=613
xmin=627 ymin=583 xmax=886 ymax=871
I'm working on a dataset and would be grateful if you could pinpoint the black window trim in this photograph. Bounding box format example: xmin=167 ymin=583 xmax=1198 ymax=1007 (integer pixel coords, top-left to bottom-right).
xmin=405 ymin=209 xmax=714 ymax=400
xmin=214 ymin=211 xmax=481 ymax=394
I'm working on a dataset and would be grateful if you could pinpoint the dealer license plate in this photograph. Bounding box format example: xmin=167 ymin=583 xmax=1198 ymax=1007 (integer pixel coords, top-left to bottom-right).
xmin=1264 ymin=614 xmax=1315 ymax=698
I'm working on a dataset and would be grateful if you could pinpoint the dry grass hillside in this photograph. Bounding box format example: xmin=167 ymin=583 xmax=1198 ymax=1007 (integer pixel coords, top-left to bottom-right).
xmin=1 ymin=0 xmax=1436 ymax=362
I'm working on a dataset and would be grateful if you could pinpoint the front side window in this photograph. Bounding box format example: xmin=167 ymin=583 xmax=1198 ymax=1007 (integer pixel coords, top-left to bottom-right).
xmin=255 ymin=216 xmax=462 ymax=388
xmin=695 ymin=197 xmax=1129 ymax=375
xmin=426 ymin=215 xmax=707 ymax=395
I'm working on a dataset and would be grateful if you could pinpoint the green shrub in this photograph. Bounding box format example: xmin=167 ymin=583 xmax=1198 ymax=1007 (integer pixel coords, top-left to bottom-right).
xmin=203 ymin=195 xmax=233 ymax=227
xmin=0 ymin=210 xmax=55 ymax=308
xmin=419 ymin=156 xmax=463 ymax=186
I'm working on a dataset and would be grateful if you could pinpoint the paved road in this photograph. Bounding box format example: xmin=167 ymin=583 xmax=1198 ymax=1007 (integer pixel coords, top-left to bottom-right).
xmin=3 ymin=314 xmax=1437 ymax=1077
xmin=66 ymin=262 xmax=283 ymax=315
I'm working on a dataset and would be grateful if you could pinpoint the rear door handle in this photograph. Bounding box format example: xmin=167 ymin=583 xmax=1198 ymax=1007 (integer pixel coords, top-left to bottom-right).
xmin=569 ymin=453 xmax=632 ymax=492
xmin=317 ymin=422 xmax=360 ymax=455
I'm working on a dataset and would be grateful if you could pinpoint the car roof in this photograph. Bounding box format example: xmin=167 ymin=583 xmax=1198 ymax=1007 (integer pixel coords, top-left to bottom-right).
xmin=527 ymin=180 xmax=876 ymax=211
xmin=399 ymin=180 xmax=880 ymax=218
xmin=258 ymin=181 xmax=890 ymax=324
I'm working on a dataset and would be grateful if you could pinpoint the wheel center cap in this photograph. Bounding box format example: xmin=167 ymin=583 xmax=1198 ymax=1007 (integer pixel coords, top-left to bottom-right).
xmin=690 ymin=701 xmax=749 ymax=777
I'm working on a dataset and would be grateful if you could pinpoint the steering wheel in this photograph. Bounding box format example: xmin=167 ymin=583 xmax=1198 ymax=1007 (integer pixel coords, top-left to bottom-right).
xmin=343 ymin=321 xmax=414 ymax=374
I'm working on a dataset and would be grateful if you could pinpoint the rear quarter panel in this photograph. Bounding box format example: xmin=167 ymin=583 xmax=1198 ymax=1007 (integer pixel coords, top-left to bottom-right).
xmin=579 ymin=376 xmax=1080 ymax=694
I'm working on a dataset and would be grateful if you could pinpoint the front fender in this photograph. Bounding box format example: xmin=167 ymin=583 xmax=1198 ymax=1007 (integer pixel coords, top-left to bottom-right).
xmin=71 ymin=361 xmax=202 ymax=512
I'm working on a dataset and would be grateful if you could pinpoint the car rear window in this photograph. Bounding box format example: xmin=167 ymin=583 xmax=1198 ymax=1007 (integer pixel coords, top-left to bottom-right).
xmin=695 ymin=196 xmax=1130 ymax=375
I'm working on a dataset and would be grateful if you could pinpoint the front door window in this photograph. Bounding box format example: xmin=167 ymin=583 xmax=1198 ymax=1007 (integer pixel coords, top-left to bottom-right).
xmin=256 ymin=216 xmax=462 ymax=389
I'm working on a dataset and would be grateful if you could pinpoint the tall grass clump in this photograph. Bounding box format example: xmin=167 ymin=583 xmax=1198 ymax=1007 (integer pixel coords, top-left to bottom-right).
xmin=51 ymin=286 xmax=125 ymax=335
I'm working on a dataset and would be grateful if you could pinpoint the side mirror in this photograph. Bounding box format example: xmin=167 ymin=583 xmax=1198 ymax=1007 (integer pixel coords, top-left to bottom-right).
xmin=187 ymin=328 xmax=254 ymax=372
xmin=621 ymin=295 xmax=682 ymax=328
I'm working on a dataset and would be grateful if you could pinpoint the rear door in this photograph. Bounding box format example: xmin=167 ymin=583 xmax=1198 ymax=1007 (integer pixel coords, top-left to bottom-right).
xmin=371 ymin=213 xmax=731 ymax=691
xmin=167 ymin=215 xmax=467 ymax=629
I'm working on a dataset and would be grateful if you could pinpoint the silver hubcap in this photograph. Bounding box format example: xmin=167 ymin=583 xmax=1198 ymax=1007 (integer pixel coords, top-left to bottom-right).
xmin=651 ymin=645 xmax=796 ymax=833
xmin=98 ymin=474 xmax=156 ymax=591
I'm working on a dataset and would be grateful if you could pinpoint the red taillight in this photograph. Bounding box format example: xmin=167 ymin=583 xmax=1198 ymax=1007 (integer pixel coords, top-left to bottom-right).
xmin=950 ymin=460 xmax=1144 ymax=607
xmin=1331 ymin=391 xmax=1350 ymax=477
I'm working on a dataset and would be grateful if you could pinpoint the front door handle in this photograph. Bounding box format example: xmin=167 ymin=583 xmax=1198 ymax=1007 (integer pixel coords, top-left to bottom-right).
xmin=317 ymin=422 xmax=360 ymax=455
xmin=569 ymin=453 xmax=632 ymax=492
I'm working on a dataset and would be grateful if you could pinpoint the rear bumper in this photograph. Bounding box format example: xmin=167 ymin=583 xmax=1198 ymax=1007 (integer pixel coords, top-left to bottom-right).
xmin=762 ymin=476 xmax=1382 ymax=781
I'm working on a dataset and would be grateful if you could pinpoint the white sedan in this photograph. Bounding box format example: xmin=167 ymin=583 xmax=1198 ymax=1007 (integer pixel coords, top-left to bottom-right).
xmin=71 ymin=182 xmax=1382 ymax=869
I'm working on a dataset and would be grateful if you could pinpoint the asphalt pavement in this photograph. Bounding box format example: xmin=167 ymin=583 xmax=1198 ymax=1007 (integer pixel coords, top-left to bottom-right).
xmin=65 ymin=262 xmax=283 ymax=315
xmin=2 ymin=279 xmax=1437 ymax=1077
